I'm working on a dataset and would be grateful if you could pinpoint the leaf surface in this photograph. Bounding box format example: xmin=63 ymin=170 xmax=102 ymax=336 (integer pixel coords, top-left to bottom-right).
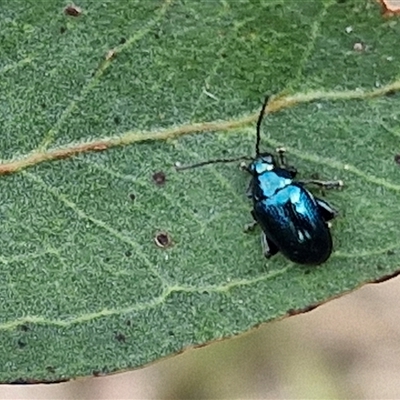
xmin=1 ymin=0 xmax=400 ymax=382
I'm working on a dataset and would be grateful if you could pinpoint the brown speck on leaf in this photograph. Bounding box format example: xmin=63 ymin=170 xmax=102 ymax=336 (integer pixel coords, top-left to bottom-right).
xmin=92 ymin=143 xmax=108 ymax=151
xmin=394 ymin=154 xmax=400 ymax=165
xmin=154 ymin=231 xmax=172 ymax=249
xmin=64 ymin=4 xmax=82 ymax=17
xmin=152 ymin=171 xmax=166 ymax=186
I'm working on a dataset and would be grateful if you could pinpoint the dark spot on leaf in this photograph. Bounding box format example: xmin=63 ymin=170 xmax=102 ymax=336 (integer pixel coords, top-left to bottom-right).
xmin=221 ymin=52 xmax=227 ymax=58
xmin=386 ymin=89 xmax=397 ymax=97
xmin=126 ymin=319 xmax=131 ymax=326
xmin=19 ymin=324 xmax=30 ymax=332
xmin=154 ymin=231 xmax=172 ymax=249
xmin=125 ymin=250 xmax=132 ymax=257
xmin=60 ymin=26 xmax=66 ymax=34
xmin=64 ymin=4 xmax=82 ymax=17
xmin=377 ymin=265 xmax=384 ymax=271
xmin=128 ymin=193 xmax=136 ymax=201
xmin=46 ymin=366 xmax=56 ymax=374
xmin=119 ymin=37 xmax=127 ymax=44
xmin=394 ymin=154 xmax=400 ymax=165
xmin=168 ymin=331 xmax=174 ymax=336
xmin=154 ymin=32 xmax=160 ymax=39
xmin=104 ymin=257 xmax=110 ymax=263
xmin=115 ymin=332 xmax=126 ymax=343
xmin=17 ymin=339 xmax=26 ymax=348
xmin=152 ymin=171 xmax=166 ymax=186
xmin=304 ymin=269 xmax=312 ymax=275
xmin=114 ymin=116 xmax=121 ymax=125
xmin=387 ymin=249 xmax=396 ymax=256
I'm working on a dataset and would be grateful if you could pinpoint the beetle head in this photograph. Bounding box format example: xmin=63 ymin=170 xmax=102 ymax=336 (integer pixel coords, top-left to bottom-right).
xmin=249 ymin=152 xmax=277 ymax=175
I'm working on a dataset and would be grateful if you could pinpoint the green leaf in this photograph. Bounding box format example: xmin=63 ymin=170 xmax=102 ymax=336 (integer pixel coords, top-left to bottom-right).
xmin=1 ymin=0 xmax=400 ymax=382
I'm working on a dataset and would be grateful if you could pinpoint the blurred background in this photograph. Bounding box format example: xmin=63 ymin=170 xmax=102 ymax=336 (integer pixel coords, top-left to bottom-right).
xmin=3 ymin=274 xmax=400 ymax=399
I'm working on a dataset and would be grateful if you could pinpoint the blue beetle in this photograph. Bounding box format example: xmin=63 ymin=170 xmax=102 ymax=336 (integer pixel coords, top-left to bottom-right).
xmin=176 ymin=95 xmax=342 ymax=265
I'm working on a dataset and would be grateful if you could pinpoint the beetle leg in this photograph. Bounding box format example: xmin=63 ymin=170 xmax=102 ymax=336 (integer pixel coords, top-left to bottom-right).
xmin=244 ymin=209 xmax=258 ymax=232
xmin=315 ymin=197 xmax=338 ymax=222
xmin=261 ymin=232 xmax=279 ymax=258
xmin=276 ymin=147 xmax=297 ymax=177
xmin=244 ymin=220 xmax=258 ymax=232
xmin=245 ymin=180 xmax=253 ymax=198
xmin=300 ymin=179 xmax=343 ymax=190
xmin=276 ymin=147 xmax=287 ymax=166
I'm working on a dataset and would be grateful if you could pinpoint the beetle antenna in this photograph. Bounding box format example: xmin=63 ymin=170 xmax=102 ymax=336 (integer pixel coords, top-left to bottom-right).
xmin=255 ymin=95 xmax=271 ymax=156
xmin=175 ymin=156 xmax=253 ymax=171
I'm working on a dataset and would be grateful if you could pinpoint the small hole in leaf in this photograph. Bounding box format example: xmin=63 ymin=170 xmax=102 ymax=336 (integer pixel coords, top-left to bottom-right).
xmin=104 ymin=257 xmax=110 ymax=263
xmin=119 ymin=37 xmax=127 ymax=44
xmin=17 ymin=339 xmax=26 ymax=348
xmin=125 ymin=250 xmax=132 ymax=257
xmin=394 ymin=154 xmax=400 ymax=165
xmin=154 ymin=231 xmax=172 ymax=249
xmin=128 ymin=193 xmax=136 ymax=201
xmin=60 ymin=26 xmax=67 ymax=34
xmin=114 ymin=116 xmax=121 ymax=125
xmin=152 ymin=171 xmax=166 ymax=186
